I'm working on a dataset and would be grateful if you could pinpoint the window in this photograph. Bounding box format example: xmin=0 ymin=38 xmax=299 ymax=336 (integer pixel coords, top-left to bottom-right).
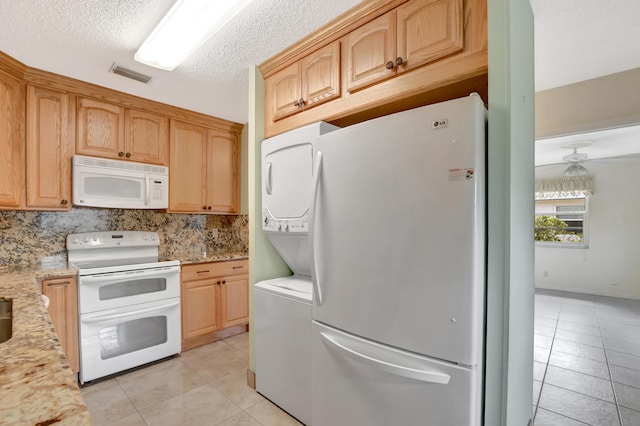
xmin=534 ymin=196 xmax=588 ymax=247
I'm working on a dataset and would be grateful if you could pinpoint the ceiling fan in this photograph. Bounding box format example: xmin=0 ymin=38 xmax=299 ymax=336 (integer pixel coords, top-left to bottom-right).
xmin=561 ymin=142 xmax=591 ymax=176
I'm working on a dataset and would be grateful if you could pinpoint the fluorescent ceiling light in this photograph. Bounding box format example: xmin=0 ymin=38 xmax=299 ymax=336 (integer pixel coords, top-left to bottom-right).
xmin=135 ymin=0 xmax=254 ymax=71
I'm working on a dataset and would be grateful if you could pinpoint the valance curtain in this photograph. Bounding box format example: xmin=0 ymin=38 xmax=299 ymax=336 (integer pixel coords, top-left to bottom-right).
xmin=535 ymin=176 xmax=593 ymax=199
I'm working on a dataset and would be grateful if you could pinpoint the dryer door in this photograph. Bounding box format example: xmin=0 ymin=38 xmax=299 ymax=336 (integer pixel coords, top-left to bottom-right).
xmin=262 ymin=141 xmax=313 ymax=232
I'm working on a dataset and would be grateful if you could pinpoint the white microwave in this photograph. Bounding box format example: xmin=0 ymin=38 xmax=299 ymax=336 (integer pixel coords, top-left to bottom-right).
xmin=72 ymin=155 xmax=169 ymax=209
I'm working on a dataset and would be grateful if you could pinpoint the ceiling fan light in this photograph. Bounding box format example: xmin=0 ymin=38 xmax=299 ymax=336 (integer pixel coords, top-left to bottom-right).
xmin=564 ymin=163 xmax=589 ymax=177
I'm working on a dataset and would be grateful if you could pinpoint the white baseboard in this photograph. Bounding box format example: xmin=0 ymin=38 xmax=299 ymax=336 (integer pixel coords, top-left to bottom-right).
xmin=535 ymin=284 xmax=640 ymax=301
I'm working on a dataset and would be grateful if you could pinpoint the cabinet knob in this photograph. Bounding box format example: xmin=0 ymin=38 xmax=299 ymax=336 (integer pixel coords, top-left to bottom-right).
xmin=208 ymin=206 xmax=212 ymax=210
xmin=293 ymin=100 xmax=300 ymax=107
xmin=386 ymin=61 xmax=394 ymax=70
xmin=118 ymin=151 xmax=125 ymax=157
xmin=222 ymin=280 xmax=226 ymax=285
xmin=203 ymin=206 xmax=207 ymax=210
xmin=298 ymin=98 xmax=305 ymax=106
xmin=217 ymin=280 xmax=221 ymax=285
xmin=60 ymin=199 xmax=68 ymax=205
xmin=395 ymin=57 xmax=404 ymax=67
xmin=125 ymin=152 xmax=131 ymax=158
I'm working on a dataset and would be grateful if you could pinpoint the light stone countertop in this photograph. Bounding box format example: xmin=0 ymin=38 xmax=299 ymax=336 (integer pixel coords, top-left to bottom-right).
xmin=0 ymin=262 xmax=91 ymax=425
xmin=0 ymin=252 xmax=247 ymax=424
xmin=174 ymin=251 xmax=248 ymax=265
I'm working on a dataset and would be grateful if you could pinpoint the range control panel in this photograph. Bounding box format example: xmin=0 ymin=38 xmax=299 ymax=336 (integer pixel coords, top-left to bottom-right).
xmin=263 ymin=210 xmax=308 ymax=234
xmin=66 ymin=231 xmax=159 ymax=250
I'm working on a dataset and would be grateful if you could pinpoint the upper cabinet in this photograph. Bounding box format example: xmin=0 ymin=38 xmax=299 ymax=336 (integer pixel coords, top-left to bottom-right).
xmin=261 ymin=0 xmax=486 ymax=138
xmin=0 ymin=70 xmax=23 ymax=208
xmin=26 ymin=85 xmax=73 ymax=210
xmin=266 ymin=40 xmax=340 ymax=121
xmin=344 ymin=0 xmax=463 ymax=93
xmin=77 ymin=97 xmax=168 ymax=166
xmin=169 ymin=120 xmax=240 ymax=214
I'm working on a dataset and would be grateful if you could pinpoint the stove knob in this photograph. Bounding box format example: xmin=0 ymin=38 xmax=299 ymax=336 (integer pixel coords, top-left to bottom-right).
xmin=73 ymin=237 xmax=79 ymax=244
xmin=92 ymin=237 xmax=98 ymax=242
xmin=284 ymin=224 xmax=289 ymax=231
xmin=151 ymin=235 xmax=156 ymax=241
xmin=143 ymin=235 xmax=148 ymax=241
xmin=83 ymin=237 xmax=90 ymax=243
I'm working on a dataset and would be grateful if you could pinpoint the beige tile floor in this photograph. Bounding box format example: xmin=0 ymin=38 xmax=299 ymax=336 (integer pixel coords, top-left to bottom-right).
xmin=80 ymin=333 xmax=302 ymax=426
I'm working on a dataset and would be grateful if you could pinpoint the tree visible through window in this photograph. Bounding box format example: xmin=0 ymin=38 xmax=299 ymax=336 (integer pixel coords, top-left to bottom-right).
xmin=534 ymin=197 xmax=587 ymax=247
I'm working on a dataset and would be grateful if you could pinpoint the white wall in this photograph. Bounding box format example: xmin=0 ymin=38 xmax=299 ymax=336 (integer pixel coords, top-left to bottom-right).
xmin=535 ymin=158 xmax=640 ymax=299
xmin=485 ymin=0 xmax=535 ymax=424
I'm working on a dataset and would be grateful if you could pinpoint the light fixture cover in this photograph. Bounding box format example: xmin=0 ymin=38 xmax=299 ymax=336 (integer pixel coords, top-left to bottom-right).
xmin=564 ymin=163 xmax=589 ymax=177
xmin=135 ymin=0 xmax=254 ymax=71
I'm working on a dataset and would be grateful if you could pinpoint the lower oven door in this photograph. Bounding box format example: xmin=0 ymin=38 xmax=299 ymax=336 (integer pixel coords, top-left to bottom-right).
xmin=79 ymin=297 xmax=181 ymax=384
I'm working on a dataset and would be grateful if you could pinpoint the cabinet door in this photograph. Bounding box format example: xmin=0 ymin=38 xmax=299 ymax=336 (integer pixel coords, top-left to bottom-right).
xmin=301 ymin=41 xmax=341 ymax=110
xmin=182 ymin=279 xmax=220 ymax=339
xmin=42 ymin=276 xmax=79 ymax=372
xmin=396 ymin=0 xmax=463 ymax=74
xmin=76 ymin=97 xmax=125 ymax=159
xmin=267 ymin=61 xmax=302 ymax=121
xmin=343 ymin=11 xmax=396 ymax=93
xmin=0 ymin=71 xmax=23 ymax=208
xmin=26 ymin=85 xmax=72 ymax=210
xmin=169 ymin=119 xmax=208 ymax=213
xmin=206 ymin=129 xmax=239 ymax=214
xmin=220 ymin=274 xmax=249 ymax=329
xmin=125 ymin=109 xmax=169 ymax=165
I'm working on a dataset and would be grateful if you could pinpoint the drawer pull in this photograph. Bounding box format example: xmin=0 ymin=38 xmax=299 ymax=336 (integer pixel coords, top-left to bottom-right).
xmin=232 ymin=266 xmax=244 ymax=270
xmin=47 ymin=280 xmax=71 ymax=286
xmin=196 ymin=270 xmax=210 ymax=274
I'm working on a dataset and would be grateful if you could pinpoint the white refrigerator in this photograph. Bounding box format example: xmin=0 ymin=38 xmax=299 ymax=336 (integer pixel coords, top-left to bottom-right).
xmin=309 ymin=94 xmax=486 ymax=425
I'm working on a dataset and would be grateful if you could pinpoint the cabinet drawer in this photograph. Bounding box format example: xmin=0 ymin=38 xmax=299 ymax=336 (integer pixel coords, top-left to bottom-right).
xmin=182 ymin=259 xmax=248 ymax=281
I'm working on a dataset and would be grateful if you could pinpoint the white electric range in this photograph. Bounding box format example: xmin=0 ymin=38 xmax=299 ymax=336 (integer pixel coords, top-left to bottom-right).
xmin=67 ymin=231 xmax=181 ymax=384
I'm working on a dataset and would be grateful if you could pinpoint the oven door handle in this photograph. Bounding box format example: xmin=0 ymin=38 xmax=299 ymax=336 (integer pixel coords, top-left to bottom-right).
xmin=81 ymin=300 xmax=180 ymax=324
xmin=80 ymin=267 xmax=180 ymax=284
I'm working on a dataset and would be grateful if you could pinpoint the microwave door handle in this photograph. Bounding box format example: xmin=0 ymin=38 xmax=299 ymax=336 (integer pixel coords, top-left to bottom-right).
xmin=81 ymin=300 xmax=180 ymax=323
xmin=145 ymin=175 xmax=150 ymax=206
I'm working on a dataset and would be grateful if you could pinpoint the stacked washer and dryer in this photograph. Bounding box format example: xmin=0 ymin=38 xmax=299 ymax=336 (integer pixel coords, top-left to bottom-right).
xmin=254 ymin=122 xmax=339 ymax=425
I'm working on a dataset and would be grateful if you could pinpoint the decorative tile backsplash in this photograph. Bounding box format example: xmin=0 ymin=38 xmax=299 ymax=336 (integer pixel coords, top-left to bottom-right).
xmin=0 ymin=208 xmax=248 ymax=266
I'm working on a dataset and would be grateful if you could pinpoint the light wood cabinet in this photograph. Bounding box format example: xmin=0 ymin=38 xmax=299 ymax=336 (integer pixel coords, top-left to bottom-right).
xmin=77 ymin=97 xmax=168 ymax=165
xmin=42 ymin=276 xmax=79 ymax=373
xmin=124 ymin=108 xmax=169 ymax=165
xmin=261 ymin=0 xmax=485 ymax=138
xmin=181 ymin=259 xmax=249 ymax=350
xmin=267 ymin=40 xmax=340 ymax=121
xmin=169 ymin=120 xmax=240 ymax=214
xmin=220 ymin=273 xmax=249 ymax=329
xmin=344 ymin=0 xmax=463 ymax=93
xmin=26 ymin=85 xmax=72 ymax=210
xmin=76 ymin=97 xmax=124 ymax=158
xmin=206 ymin=129 xmax=240 ymax=214
xmin=0 ymin=70 xmax=23 ymax=208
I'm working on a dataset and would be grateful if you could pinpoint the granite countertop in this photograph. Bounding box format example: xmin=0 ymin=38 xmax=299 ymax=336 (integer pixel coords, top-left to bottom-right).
xmin=0 ymin=252 xmax=248 ymax=424
xmin=171 ymin=251 xmax=248 ymax=265
xmin=0 ymin=263 xmax=91 ymax=425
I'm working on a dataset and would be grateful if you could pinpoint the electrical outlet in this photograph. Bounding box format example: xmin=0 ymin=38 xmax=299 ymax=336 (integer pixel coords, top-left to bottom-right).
xmin=209 ymin=228 xmax=218 ymax=238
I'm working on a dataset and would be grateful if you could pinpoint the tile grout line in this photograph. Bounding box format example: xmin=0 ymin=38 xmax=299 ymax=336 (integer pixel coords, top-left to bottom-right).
xmin=533 ymin=306 xmax=560 ymax=422
xmin=596 ymin=302 xmax=624 ymax=426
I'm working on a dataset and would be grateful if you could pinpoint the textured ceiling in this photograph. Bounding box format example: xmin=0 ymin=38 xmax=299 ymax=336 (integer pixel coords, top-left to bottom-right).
xmin=532 ymin=0 xmax=640 ymax=92
xmin=0 ymin=0 xmax=362 ymax=124
xmin=0 ymin=1 xmax=638 ymax=129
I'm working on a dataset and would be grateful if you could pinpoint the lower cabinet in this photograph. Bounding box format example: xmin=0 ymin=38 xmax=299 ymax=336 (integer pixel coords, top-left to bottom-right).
xmin=181 ymin=259 xmax=249 ymax=350
xmin=42 ymin=276 xmax=79 ymax=372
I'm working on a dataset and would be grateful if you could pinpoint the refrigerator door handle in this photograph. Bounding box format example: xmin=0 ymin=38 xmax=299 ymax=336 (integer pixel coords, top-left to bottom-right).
xmin=309 ymin=151 xmax=323 ymax=305
xmin=320 ymin=331 xmax=451 ymax=384
xmin=265 ymin=162 xmax=273 ymax=195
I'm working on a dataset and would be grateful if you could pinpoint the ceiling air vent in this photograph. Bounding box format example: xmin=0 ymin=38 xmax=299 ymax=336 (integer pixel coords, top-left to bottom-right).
xmin=109 ymin=63 xmax=152 ymax=84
